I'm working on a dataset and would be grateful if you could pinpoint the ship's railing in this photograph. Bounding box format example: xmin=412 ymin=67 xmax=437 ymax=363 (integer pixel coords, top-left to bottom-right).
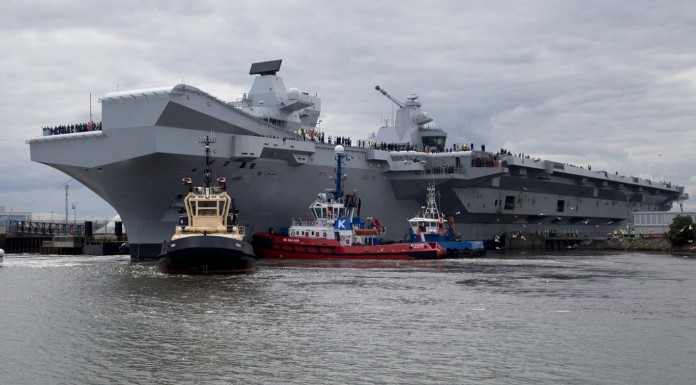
xmin=7 ymin=220 xmax=121 ymax=237
xmin=419 ymin=157 xmax=505 ymax=175
xmin=192 ymin=186 xmax=226 ymax=195
xmin=418 ymin=126 xmax=445 ymax=132
xmin=291 ymin=218 xmax=321 ymax=227
xmin=227 ymin=225 xmax=245 ymax=236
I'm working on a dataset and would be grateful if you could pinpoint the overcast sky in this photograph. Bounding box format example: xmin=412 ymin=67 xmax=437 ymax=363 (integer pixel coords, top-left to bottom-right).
xmin=1 ymin=0 xmax=695 ymax=220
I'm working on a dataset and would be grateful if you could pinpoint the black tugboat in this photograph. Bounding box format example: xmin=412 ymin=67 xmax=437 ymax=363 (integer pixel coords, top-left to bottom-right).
xmin=157 ymin=136 xmax=256 ymax=274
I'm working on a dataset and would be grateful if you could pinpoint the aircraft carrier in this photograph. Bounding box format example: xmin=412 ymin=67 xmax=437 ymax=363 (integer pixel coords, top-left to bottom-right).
xmin=27 ymin=59 xmax=688 ymax=258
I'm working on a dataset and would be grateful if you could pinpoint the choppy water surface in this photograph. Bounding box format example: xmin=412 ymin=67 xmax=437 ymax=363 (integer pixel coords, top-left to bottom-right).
xmin=1 ymin=252 xmax=695 ymax=384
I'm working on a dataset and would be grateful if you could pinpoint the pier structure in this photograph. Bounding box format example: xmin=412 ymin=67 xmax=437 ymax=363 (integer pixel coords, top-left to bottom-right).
xmin=0 ymin=220 xmax=127 ymax=255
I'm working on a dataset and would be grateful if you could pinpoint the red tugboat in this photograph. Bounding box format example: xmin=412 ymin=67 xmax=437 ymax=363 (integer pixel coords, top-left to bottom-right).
xmin=157 ymin=136 xmax=256 ymax=274
xmin=253 ymin=145 xmax=445 ymax=260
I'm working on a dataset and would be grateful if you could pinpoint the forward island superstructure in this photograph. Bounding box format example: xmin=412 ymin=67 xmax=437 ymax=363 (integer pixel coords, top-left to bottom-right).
xmin=28 ymin=60 xmax=688 ymax=258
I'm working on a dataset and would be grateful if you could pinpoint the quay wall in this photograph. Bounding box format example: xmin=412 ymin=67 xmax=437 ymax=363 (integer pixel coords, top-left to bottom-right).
xmin=579 ymin=237 xmax=696 ymax=254
xmin=504 ymin=232 xmax=696 ymax=254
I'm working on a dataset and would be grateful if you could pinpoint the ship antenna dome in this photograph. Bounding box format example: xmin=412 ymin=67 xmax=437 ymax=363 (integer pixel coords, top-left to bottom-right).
xmin=287 ymin=87 xmax=300 ymax=100
xmin=335 ymin=145 xmax=345 ymax=154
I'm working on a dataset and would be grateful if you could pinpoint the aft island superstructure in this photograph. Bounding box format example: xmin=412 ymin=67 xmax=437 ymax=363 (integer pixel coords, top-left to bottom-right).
xmin=28 ymin=59 xmax=687 ymax=258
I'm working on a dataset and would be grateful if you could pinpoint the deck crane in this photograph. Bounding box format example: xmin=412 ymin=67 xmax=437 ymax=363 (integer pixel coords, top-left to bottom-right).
xmin=375 ymin=85 xmax=405 ymax=108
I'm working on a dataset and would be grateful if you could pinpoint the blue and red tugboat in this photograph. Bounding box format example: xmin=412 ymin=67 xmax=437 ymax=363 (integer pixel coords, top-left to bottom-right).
xmin=407 ymin=184 xmax=486 ymax=258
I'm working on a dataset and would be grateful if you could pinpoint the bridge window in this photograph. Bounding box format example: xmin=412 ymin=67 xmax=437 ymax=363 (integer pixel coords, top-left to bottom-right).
xmin=196 ymin=201 xmax=218 ymax=216
xmin=422 ymin=136 xmax=446 ymax=148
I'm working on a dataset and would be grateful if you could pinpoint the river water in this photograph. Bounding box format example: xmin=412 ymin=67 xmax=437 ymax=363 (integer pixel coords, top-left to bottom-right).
xmin=1 ymin=251 xmax=695 ymax=384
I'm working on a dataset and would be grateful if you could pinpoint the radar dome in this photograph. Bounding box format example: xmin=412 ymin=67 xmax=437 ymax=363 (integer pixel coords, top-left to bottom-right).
xmin=287 ymin=87 xmax=301 ymax=100
xmin=335 ymin=145 xmax=345 ymax=154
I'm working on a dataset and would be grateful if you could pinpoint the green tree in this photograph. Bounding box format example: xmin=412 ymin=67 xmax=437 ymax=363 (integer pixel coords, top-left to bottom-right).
xmin=667 ymin=215 xmax=696 ymax=246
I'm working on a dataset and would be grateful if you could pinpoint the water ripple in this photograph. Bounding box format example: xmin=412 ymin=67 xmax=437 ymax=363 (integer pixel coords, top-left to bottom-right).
xmin=0 ymin=252 xmax=695 ymax=384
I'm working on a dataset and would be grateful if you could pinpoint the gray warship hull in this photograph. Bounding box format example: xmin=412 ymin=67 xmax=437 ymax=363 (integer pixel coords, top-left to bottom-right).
xmin=27 ymin=60 xmax=686 ymax=258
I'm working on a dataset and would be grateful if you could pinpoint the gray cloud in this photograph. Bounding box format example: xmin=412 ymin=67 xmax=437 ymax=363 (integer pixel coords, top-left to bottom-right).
xmin=2 ymin=0 xmax=695 ymax=217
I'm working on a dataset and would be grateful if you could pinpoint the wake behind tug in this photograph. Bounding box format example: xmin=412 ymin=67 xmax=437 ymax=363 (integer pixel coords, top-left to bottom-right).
xmin=157 ymin=136 xmax=256 ymax=274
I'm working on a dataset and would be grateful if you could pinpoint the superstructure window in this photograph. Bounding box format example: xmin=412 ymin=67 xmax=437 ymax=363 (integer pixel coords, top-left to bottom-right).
xmin=504 ymin=196 xmax=515 ymax=210
xmin=557 ymin=200 xmax=565 ymax=212
xmin=263 ymin=117 xmax=288 ymax=129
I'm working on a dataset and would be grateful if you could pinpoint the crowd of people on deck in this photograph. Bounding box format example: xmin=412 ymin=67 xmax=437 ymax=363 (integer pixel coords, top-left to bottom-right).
xmin=40 ymin=122 xmax=513 ymax=172
xmin=497 ymin=148 xmax=532 ymax=159
xmin=271 ymin=127 xmax=491 ymax=155
xmin=41 ymin=122 xmax=512 ymax=169
xmin=43 ymin=121 xmax=102 ymax=136
xmin=42 ymin=120 xmax=494 ymax=157
xmin=39 ymin=119 xmax=601 ymax=179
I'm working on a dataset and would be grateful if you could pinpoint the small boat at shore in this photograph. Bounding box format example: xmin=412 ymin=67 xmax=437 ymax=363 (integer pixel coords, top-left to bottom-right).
xmin=408 ymin=184 xmax=486 ymax=257
xmin=157 ymin=136 xmax=256 ymax=274
xmin=253 ymin=145 xmax=445 ymax=260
